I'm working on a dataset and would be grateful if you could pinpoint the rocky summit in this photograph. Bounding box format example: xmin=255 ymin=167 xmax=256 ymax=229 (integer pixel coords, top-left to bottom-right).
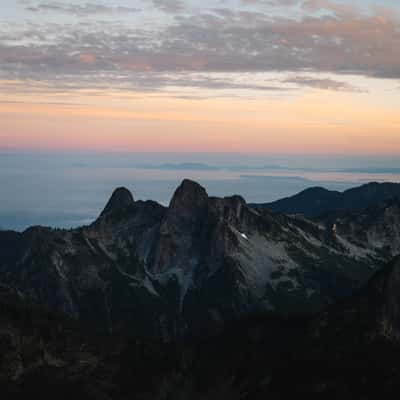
xmin=1 ymin=179 xmax=400 ymax=341
xmin=100 ymin=186 xmax=135 ymax=217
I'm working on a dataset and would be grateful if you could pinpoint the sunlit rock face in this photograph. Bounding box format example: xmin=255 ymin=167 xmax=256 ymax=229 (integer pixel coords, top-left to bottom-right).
xmin=1 ymin=180 xmax=399 ymax=341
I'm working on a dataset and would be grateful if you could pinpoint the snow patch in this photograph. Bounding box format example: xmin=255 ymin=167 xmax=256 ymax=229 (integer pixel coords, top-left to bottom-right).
xmin=231 ymin=226 xmax=249 ymax=242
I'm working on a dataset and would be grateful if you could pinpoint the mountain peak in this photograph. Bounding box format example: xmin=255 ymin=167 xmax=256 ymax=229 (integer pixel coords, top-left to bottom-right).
xmin=100 ymin=187 xmax=134 ymax=217
xmin=169 ymin=179 xmax=208 ymax=209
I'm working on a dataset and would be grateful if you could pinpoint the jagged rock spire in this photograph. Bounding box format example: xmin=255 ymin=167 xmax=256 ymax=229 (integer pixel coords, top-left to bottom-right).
xmin=100 ymin=187 xmax=134 ymax=217
xmin=169 ymin=179 xmax=208 ymax=210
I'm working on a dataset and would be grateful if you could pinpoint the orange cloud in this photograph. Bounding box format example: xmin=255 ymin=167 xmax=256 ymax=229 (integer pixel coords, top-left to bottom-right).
xmin=79 ymin=53 xmax=97 ymax=64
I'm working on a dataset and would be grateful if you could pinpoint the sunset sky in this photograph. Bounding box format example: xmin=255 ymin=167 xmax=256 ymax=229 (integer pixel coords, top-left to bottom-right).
xmin=1 ymin=0 xmax=400 ymax=154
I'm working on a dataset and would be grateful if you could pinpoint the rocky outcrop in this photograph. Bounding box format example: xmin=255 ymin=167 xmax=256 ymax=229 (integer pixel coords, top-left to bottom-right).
xmin=100 ymin=187 xmax=134 ymax=217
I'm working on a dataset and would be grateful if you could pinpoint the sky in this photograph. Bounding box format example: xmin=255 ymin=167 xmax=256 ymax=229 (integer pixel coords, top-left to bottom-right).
xmin=0 ymin=0 xmax=400 ymax=154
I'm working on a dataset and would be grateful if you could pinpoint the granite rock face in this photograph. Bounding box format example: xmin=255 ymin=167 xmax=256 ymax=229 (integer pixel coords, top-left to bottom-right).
xmin=1 ymin=179 xmax=399 ymax=340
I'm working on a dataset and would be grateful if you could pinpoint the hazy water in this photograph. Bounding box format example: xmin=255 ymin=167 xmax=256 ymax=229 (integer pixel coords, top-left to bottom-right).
xmin=1 ymin=152 xmax=399 ymax=231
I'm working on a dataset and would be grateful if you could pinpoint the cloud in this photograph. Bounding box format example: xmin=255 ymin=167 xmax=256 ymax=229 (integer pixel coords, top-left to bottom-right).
xmin=242 ymin=0 xmax=355 ymax=16
xmin=241 ymin=0 xmax=300 ymax=6
xmin=79 ymin=53 xmax=97 ymax=65
xmin=1 ymin=2 xmax=400 ymax=94
xmin=0 ymin=68 xmax=290 ymax=98
xmin=284 ymin=76 xmax=364 ymax=92
xmin=25 ymin=2 xmax=139 ymax=16
xmin=302 ymin=0 xmax=357 ymax=18
xmin=0 ymin=99 xmax=88 ymax=106
xmin=148 ymin=0 xmax=185 ymax=13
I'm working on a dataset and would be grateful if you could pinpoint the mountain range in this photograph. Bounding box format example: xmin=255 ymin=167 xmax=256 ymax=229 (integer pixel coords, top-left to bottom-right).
xmin=254 ymin=181 xmax=400 ymax=217
xmin=1 ymin=179 xmax=400 ymax=398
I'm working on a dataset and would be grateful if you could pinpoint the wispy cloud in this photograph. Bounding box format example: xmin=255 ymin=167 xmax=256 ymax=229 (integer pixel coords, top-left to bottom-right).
xmin=148 ymin=0 xmax=185 ymax=13
xmin=302 ymin=0 xmax=357 ymax=18
xmin=241 ymin=0 xmax=300 ymax=6
xmin=24 ymin=2 xmax=139 ymax=16
xmin=284 ymin=76 xmax=365 ymax=92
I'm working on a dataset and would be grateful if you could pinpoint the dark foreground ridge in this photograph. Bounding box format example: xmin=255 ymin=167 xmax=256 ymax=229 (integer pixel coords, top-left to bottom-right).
xmin=2 ymin=257 xmax=400 ymax=399
xmin=1 ymin=179 xmax=400 ymax=398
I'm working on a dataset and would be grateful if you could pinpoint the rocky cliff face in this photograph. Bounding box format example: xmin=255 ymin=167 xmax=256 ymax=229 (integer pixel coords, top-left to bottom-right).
xmin=1 ymin=179 xmax=399 ymax=341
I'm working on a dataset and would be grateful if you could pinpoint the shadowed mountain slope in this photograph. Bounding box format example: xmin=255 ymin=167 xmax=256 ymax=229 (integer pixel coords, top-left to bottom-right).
xmin=253 ymin=182 xmax=400 ymax=217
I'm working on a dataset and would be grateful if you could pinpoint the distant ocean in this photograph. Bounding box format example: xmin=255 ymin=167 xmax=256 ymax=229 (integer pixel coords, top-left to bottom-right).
xmin=1 ymin=151 xmax=400 ymax=231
